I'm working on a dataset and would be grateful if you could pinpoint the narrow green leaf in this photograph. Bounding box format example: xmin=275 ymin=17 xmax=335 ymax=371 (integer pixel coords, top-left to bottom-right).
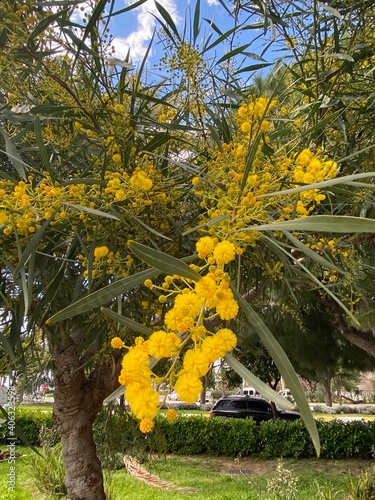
xmin=261 ymin=232 xmax=360 ymax=326
xmin=201 ymin=26 xmax=239 ymax=54
xmin=103 ymin=385 xmax=126 ymax=403
xmin=318 ymin=2 xmax=343 ymax=19
xmin=0 ymin=329 xmax=17 ymax=364
xmin=182 ymin=214 xmax=229 ymax=236
xmin=242 ymin=52 xmax=265 ymax=61
xmin=241 ymin=215 xmax=375 ymax=233
xmin=239 ymin=131 xmax=262 ymax=195
xmin=34 ymin=116 xmax=55 ymax=183
xmin=258 ymin=172 xmax=375 ymax=198
xmin=155 ymin=1 xmax=180 ymax=39
xmin=321 ymin=53 xmax=354 ymax=62
xmin=64 ymin=203 xmax=120 ymax=220
xmin=14 ymin=234 xmax=29 ymax=315
xmin=13 ymin=214 xmax=55 ymax=278
xmin=235 ymin=63 xmax=273 ymax=74
xmin=130 ymin=214 xmax=172 ymax=241
xmin=232 ymin=288 xmax=320 ymax=456
xmin=217 ymin=44 xmax=252 ymax=65
xmin=47 ymin=268 xmax=160 ymax=324
xmin=104 ymin=0 xmax=148 ymax=19
xmin=225 ymin=353 xmax=294 ymax=410
xmin=284 ymin=231 xmax=344 ymax=273
xmin=0 ymin=128 xmax=26 ymax=179
xmin=101 ymin=308 xmax=153 ymax=336
xmin=61 ymin=28 xmax=98 ymax=56
xmin=193 ymin=0 xmax=201 ymax=44
xmin=28 ymin=8 xmax=67 ymax=42
xmin=129 ymin=241 xmax=202 ymax=282
xmin=82 ymin=0 xmax=108 ymax=43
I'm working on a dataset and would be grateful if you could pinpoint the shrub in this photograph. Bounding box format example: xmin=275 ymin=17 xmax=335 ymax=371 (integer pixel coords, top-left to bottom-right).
xmin=149 ymin=416 xmax=375 ymax=459
xmin=29 ymin=425 xmax=67 ymax=498
xmin=0 ymin=409 xmax=56 ymax=446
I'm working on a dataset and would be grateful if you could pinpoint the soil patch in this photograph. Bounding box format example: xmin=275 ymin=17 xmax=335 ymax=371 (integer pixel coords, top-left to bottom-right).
xmin=172 ymin=455 xmax=374 ymax=477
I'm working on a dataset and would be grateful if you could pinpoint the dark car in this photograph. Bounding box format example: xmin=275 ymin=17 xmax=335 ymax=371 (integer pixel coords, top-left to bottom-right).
xmin=209 ymin=395 xmax=300 ymax=423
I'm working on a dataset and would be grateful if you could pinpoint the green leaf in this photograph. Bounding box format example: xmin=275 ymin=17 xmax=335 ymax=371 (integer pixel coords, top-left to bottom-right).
xmin=193 ymin=0 xmax=201 ymax=44
xmin=225 ymin=353 xmax=295 ymax=410
xmin=129 ymin=241 xmax=201 ymax=281
xmin=0 ymin=128 xmax=27 ymax=180
xmin=61 ymin=28 xmax=98 ymax=56
xmin=182 ymin=214 xmax=229 ymax=236
xmin=129 ymin=214 xmax=172 ymax=241
xmin=63 ymin=203 xmax=120 ymax=221
xmin=318 ymin=2 xmax=343 ymax=19
xmin=321 ymin=53 xmax=354 ymax=62
xmin=235 ymin=62 xmax=273 ymax=74
xmin=155 ymin=1 xmax=180 ymax=40
xmin=28 ymin=8 xmax=67 ymax=42
xmin=217 ymin=44 xmax=252 ymax=65
xmin=101 ymin=308 xmax=153 ymax=336
xmin=261 ymin=232 xmax=360 ymax=327
xmin=239 ymin=131 xmax=262 ymax=195
xmin=231 ymin=288 xmax=320 ymax=456
xmin=34 ymin=116 xmax=55 ymax=183
xmin=201 ymin=26 xmax=239 ymax=54
xmin=82 ymin=0 xmax=108 ymax=44
xmin=241 ymin=215 xmax=375 ymax=234
xmin=0 ymin=329 xmax=17 ymax=364
xmin=103 ymin=385 xmax=126 ymax=403
xmin=284 ymin=231 xmax=344 ymax=274
xmin=47 ymin=268 xmax=160 ymax=324
xmin=105 ymin=0 xmax=148 ymax=19
xmin=257 ymin=172 xmax=375 ymax=198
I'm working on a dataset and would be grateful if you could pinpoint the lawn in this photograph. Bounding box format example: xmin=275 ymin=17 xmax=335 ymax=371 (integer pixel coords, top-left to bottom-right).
xmin=1 ymin=446 xmax=372 ymax=499
xmin=18 ymin=403 xmax=375 ymax=421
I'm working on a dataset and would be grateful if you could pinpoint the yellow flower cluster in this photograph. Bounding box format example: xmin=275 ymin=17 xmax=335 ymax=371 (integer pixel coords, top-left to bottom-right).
xmin=236 ymin=96 xmax=277 ymax=138
xmin=129 ymin=170 xmax=153 ymax=191
xmin=118 ymin=237 xmax=239 ymax=432
xmin=293 ymin=149 xmax=337 ymax=202
xmin=111 ymin=337 xmax=125 ymax=349
xmin=190 ymin=97 xmax=339 ymax=257
xmin=94 ymin=246 xmax=109 ymax=259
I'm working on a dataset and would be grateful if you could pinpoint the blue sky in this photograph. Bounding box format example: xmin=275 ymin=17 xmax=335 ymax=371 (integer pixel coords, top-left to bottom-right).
xmin=108 ymin=0 xmax=229 ymax=62
xmin=104 ymin=0 xmax=277 ymax=68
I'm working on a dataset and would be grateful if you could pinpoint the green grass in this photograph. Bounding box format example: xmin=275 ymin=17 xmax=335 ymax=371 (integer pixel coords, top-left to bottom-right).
xmin=1 ymin=446 xmax=372 ymax=500
xmin=0 ymin=446 xmax=36 ymax=500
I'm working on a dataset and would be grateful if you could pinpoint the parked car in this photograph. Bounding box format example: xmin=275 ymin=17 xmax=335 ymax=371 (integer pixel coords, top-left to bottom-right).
xmin=209 ymin=395 xmax=301 ymax=423
xmin=278 ymin=388 xmax=294 ymax=402
xmin=167 ymin=391 xmax=179 ymax=401
xmin=235 ymin=387 xmax=258 ymax=397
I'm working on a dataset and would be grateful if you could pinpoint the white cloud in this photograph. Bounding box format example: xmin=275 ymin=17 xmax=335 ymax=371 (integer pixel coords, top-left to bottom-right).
xmin=206 ymin=0 xmax=219 ymax=6
xmin=112 ymin=0 xmax=181 ymax=63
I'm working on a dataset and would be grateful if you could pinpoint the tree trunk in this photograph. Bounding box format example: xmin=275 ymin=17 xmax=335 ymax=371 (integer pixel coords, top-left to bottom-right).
xmin=322 ymin=378 xmax=333 ymax=407
xmin=47 ymin=325 xmax=120 ymax=500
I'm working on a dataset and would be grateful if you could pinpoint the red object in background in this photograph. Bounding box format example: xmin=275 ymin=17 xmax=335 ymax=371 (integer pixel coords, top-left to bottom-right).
xmin=42 ymin=384 xmax=48 ymax=391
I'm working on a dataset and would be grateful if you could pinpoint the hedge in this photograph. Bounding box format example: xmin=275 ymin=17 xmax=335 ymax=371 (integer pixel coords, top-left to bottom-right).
xmin=147 ymin=416 xmax=375 ymax=459
xmin=0 ymin=408 xmax=55 ymax=446
xmin=1 ymin=408 xmax=375 ymax=460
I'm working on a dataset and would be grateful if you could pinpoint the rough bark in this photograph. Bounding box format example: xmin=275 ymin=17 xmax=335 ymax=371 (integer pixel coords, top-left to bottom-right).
xmin=322 ymin=378 xmax=333 ymax=407
xmin=46 ymin=325 xmax=120 ymax=500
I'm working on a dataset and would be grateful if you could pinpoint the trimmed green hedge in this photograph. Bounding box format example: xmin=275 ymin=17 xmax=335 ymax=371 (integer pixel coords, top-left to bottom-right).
xmin=147 ymin=416 xmax=375 ymax=459
xmin=0 ymin=408 xmax=55 ymax=446
xmin=1 ymin=408 xmax=375 ymax=460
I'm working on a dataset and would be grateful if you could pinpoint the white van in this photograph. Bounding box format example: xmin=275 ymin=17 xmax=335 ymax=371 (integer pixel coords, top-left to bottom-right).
xmin=235 ymin=387 xmax=258 ymax=397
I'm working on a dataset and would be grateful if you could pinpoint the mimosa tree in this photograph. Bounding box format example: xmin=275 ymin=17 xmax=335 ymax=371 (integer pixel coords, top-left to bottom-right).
xmin=0 ymin=0 xmax=374 ymax=498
